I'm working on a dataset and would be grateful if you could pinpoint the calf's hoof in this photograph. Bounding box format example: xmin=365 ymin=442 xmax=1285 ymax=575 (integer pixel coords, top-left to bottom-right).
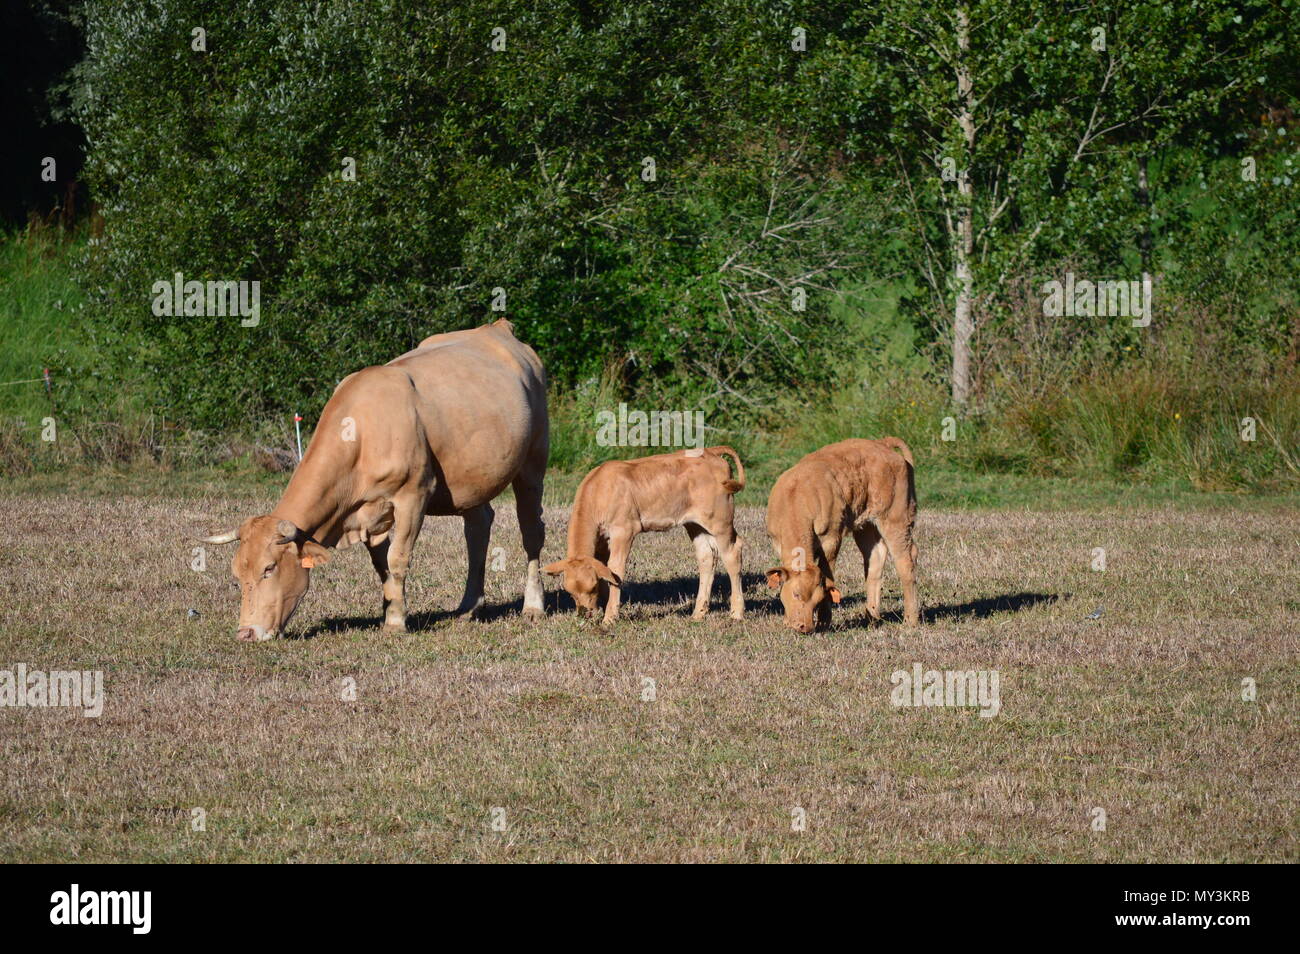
xmin=521 ymin=606 xmax=544 ymax=623
xmin=381 ymin=620 xmax=407 ymax=635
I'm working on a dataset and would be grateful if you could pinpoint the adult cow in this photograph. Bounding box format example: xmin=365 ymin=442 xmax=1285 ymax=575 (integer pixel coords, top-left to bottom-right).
xmin=203 ymin=319 xmax=549 ymax=640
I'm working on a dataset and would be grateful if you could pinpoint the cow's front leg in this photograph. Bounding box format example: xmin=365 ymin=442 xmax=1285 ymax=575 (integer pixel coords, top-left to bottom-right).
xmin=455 ymin=502 xmax=494 ymax=620
xmin=366 ymin=536 xmax=394 ymax=624
xmin=380 ymin=502 xmax=426 ymax=633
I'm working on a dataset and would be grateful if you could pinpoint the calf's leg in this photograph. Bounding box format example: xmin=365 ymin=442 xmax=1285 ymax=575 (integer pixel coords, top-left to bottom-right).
xmin=708 ymin=516 xmax=745 ymax=620
xmin=601 ymin=528 xmax=634 ymax=625
xmin=880 ymin=522 xmax=920 ymax=626
xmin=686 ymin=525 xmax=717 ymax=619
xmin=853 ymin=524 xmax=887 ymax=622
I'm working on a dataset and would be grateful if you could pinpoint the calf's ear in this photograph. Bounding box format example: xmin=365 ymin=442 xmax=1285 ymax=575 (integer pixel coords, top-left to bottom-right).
xmin=587 ymin=559 xmax=622 ymax=587
xmin=543 ymin=560 xmax=571 ymax=576
xmin=766 ymin=567 xmax=789 ymax=589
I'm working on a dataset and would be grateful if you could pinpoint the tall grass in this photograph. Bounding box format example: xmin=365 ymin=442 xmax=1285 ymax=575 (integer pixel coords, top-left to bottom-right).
xmin=0 ymin=227 xmax=87 ymax=423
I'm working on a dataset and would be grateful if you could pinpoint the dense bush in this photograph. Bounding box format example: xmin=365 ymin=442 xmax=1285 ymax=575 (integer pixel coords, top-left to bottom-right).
xmin=72 ymin=0 xmax=870 ymax=428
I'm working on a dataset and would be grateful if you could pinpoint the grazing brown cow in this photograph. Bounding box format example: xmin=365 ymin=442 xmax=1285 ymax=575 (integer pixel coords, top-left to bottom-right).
xmin=545 ymin=446 xmax=746 ymax=625
xmin=203 ymin=319 xmax=549 ymax=640
xmin=765 ymin=437 xmax=918 ymax=632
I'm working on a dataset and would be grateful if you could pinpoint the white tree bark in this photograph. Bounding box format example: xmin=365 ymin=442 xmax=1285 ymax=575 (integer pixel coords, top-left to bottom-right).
xmin=951 ymin=4 xmax=976 ymax=407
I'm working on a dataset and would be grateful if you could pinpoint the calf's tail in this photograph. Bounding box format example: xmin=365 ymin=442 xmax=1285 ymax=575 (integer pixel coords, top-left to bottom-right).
xmin=880 ymin=436 xmax=914 ymax=467
xmin=706 ymin=445 xmax=746 ymax=494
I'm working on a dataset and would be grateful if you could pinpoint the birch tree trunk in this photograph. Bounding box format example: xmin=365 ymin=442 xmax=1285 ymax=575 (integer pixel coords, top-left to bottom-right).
xmin=951 ymin=4 xmax=976 ymax=407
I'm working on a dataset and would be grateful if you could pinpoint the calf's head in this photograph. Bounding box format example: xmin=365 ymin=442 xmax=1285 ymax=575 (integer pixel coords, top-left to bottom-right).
xmin=203 ymin=517 xmax=331 ymax=640
xmin=766 ymin=565 xmax=841 ymax=633
xmin=543 ymin=556 xmax=621 ymax=616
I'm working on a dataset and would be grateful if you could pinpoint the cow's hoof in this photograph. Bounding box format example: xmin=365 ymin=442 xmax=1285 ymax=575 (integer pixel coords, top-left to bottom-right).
xmin=690 ymin=611 xmax=708 ymax=622
xmin=381 ymin=621 xmax=407 ymax=635
xmin=521 ymin=606 xmax=544 ymax=623
xmin=729 ymin=610 xmax=744 ymax=621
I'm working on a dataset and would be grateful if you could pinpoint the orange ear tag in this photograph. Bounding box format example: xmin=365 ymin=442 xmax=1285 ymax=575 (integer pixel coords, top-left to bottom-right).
xmin=829 ymin=589 xmax=842 ymax=604
xmin=300 ymin=555 xmax=316 ymax=569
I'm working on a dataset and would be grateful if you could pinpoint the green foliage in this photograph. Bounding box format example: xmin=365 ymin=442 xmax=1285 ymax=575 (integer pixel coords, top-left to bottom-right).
xmin=0 ymin=230 xmax=86 ymax=425
xmin=25 ymin=0 xmax=1298 ymax=492
xmin=73 ymin=0 xmax=861 ymax=428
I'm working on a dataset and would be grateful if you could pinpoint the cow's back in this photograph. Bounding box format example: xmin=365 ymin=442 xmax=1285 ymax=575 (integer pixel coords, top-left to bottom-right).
xmin=342 ymin=319 xmax=547 ymax=511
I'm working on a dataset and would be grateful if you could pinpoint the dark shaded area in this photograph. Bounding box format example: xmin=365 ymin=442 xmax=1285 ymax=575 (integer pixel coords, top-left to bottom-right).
xmin=0 ymin=0 xmax=86 ymax=226
xmin=913 ymin=591 xmax=1061 ymax=623
xmin=297 ymin=583 xmax=1060 ymax=638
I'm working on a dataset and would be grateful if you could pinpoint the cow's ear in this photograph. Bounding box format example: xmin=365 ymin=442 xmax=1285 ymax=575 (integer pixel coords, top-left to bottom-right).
xmin=827 ymin=582 xmax=842 ymax=604
xmin=766 ymin=567 xmax=789 ymax=589
xmin=543 ymin=560 xmax=571 ymax=577
xmin=300 ymin=540 xmax=331 ymax=569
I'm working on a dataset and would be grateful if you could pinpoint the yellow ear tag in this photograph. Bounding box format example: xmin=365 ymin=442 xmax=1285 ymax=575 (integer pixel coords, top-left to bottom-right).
xmin=830 ymin=589 xmax=842 ymax=604
xmin=300 ymin=555 xmax=316 ymax=569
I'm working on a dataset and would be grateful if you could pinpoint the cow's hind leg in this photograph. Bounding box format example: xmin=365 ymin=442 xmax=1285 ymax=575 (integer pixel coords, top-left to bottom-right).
xmin=686 ymin=524 xmax=717 ymax=619
xmin=379 ymin=501 xmax=426 ymax=634
xmin=512 ymin=468 xmax=546 ymax=622
xmin=455 ymin=502 xmax=495 ymax=620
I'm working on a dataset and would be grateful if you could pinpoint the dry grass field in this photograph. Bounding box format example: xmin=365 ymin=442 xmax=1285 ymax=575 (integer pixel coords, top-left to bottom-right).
xmin=1 ymin=473 xmax=1297 ymax=862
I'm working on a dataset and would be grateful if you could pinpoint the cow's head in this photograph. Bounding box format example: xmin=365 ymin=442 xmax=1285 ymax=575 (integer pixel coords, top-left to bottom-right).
xmin=766 ymin=565 xmax=840 ymax=633
xmin=203 ymin=517 xmax=331 ymax=641
xmin=543 ymin=556 xmax=620 ymax=617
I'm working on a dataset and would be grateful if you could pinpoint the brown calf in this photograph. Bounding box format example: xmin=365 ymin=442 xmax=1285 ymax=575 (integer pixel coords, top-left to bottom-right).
xmin=545 ymin=446 xmax=746 ymax=624
xmin=765 ymin=437 xmax=918 ymax=632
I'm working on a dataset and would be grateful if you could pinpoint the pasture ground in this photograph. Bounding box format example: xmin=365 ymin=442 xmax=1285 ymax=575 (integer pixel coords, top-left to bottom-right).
xmin=1 ymin=472 xmax=1296 ymax=862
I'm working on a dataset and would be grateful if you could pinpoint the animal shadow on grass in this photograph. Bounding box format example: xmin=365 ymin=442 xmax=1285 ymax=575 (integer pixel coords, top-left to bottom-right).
xmin=296 ymin=600 xmax=524 ymax=639
xmin=297 ymin=588 xmax=1061 ymax=637
xmin=829 ymin=590 xmax=1061 ymax=628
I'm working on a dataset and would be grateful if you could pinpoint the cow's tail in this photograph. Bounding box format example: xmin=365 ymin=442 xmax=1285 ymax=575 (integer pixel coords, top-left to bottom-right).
xmin=880 ymin=436 xmax=914 ymax=467
xmin=707 ymin=445 xmax=746 ymax=494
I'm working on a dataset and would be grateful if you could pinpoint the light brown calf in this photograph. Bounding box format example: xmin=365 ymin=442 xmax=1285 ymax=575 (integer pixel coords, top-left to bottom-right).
xmin=765 ymin=437 xmax=918 ymax=632
xmin=545 ymin=446 xmax=746 ymax=624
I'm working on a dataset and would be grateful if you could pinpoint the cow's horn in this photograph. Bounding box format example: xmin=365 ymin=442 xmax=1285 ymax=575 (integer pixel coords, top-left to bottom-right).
xmin=275 ymin=519 xmax=305 ymax=545
xmin=201 ymin=528 xmax=240 ymax=545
